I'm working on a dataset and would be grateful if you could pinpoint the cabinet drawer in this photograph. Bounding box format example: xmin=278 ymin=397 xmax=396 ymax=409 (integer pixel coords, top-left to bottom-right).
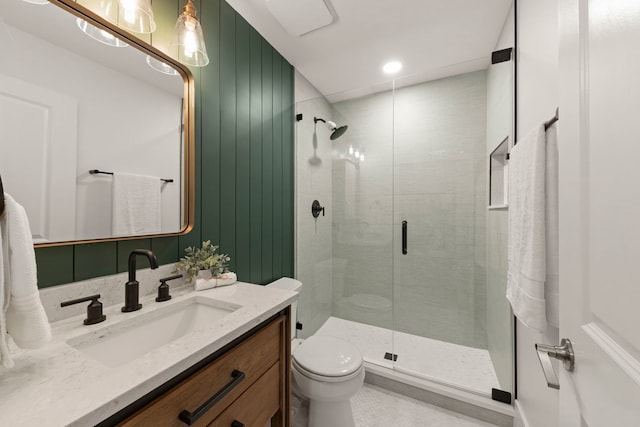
xmin=208 ymin=363 xmax=280 ymax=427
xmin=119 ymin=317 xmax=283 ymax=427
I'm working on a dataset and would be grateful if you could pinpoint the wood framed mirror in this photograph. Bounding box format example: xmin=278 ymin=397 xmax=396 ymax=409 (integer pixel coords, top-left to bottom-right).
xmin=0 ymin=0 xmax=195 ymax=247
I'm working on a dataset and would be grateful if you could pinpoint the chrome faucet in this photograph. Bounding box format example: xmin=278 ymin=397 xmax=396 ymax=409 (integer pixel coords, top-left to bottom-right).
xmin=122 ymin=249 xmax=159 ymax=312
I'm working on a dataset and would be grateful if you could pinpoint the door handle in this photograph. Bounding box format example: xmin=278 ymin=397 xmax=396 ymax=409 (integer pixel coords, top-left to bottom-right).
xmin=535 ymin=338 xmax=575 ymax=389
xmin=402 ymin=221 xmax=407 ymax=255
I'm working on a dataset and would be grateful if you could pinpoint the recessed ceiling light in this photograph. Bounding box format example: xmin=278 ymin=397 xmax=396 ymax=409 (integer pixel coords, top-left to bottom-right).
xmin=383 ymin=60 xmax=402 ymax=75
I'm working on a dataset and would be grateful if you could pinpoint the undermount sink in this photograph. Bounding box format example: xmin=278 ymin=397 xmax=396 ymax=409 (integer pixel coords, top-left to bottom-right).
xmin=67 ymin=296 xmax=241 ymax=367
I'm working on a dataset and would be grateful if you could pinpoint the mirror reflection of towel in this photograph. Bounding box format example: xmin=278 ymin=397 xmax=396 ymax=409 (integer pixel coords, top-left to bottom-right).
xmin=112 ymin=173 xmax=161 ymax=237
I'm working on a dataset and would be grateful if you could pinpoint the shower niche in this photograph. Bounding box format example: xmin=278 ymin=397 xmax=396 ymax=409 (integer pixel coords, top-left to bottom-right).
xmin=489 ymin=137 xmax=509 ymax=209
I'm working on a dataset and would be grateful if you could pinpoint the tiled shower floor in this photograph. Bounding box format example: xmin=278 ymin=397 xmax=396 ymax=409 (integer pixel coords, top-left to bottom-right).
xmin=315 ymin=317 xmax=500 ymax=394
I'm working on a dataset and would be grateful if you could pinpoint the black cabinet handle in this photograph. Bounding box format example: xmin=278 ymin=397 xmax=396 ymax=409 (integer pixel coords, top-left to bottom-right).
xmin=402 ymin=220 xmax=408 ymax=255
xmin=231 ymin=422 xmax=245 ymax=427
xmin=178 ymin=370 xmax=246 ymax=425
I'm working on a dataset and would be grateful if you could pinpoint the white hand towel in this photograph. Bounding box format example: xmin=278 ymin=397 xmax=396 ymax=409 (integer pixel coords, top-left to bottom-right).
xmin=112 ymin=172 xmax=161 ymax=237
xmin=0 ymin=209 xmax=12 ymax=368
xmin=506 ymin=125 xmax=548 ymax=332
xmin=545 ymin=123 xmax=559 ymax=328
xmin=195 ymin=272 xmax=237 ymax=291
xmin=1 ymin=194 xmax=51 ymax=367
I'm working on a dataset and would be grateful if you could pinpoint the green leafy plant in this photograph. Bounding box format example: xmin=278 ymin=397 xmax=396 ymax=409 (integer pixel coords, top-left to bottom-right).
xmin=174 ymin=241 xmax=230 ymax=282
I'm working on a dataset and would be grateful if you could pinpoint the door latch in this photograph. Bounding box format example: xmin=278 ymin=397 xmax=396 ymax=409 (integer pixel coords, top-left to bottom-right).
xmin=535 ymin=338 xmax=575 ymax=389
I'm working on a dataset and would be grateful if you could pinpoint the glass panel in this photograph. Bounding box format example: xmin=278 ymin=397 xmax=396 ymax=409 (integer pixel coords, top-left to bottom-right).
xmin=391 ymin=71 xmax=501 ymax=394
xmin=294 ymin=85 xmax=395 ymax=368
xmin=329 ymin=91 xmax=394 ymax=367
xmin=295 ymin=95 xmax=335 ymax=339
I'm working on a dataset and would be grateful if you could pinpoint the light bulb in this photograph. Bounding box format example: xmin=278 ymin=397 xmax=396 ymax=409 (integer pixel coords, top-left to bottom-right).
xmin=360 ymin=153 xmax=365 ymax=162
xmin=99 ymin=0 xmax=156 ymax=34
xmin=183 ymin=21 xmax=197 ymax=58
xmin=355 ymin=150 xmax=360 ymax=158
xmin=348 ymin=145 xmax=354 ymax=155
xmin=121 ymin=0 xmax=138 ymax=24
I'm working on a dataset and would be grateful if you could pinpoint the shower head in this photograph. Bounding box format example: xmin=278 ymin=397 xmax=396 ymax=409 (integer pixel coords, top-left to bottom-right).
xmin=314 ymin=117 xmax=348 ymax=140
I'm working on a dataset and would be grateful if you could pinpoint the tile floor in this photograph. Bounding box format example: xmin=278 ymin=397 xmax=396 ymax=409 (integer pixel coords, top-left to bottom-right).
xmin=352 ymin=384 xmax=498 ymax=427
xmin=315 ymin=317 xmax=500 ymax=393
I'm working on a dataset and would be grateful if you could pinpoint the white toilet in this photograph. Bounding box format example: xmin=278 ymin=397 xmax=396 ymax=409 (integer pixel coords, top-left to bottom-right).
xmin=267 ymin=278 xmax=365 ymax=427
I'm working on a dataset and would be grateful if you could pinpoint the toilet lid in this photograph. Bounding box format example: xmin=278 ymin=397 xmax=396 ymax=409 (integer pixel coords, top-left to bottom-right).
xmin=293 ymin=335 xmax=363 ymax=377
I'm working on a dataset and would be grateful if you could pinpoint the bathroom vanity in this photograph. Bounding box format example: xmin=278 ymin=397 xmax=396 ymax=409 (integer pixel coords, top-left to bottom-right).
xmin=114 ymin=313 xmax=289 ymax=426
xmin=0 ymin=283 xmax=296 ymax=426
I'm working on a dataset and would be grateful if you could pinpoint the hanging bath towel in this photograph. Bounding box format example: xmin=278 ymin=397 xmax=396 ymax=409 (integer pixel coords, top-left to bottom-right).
xmin=112 ymin=172 xmax=162 ymax=236
xmin=506 ymin=125 xmax=548 ymax=332
xmin=545 ymin=123 xmax=560 ymax=328
xmin=1 ymin=193 xmax=52 ymax=368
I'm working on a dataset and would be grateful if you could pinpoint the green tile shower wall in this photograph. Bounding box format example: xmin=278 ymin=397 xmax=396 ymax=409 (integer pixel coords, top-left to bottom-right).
xmin=35 ymin=0 xmax=294 ymax=288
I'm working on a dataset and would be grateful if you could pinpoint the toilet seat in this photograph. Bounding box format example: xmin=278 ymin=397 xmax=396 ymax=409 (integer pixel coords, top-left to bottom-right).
xmin=293 ymin=358 xmax=364 ymax=383
xmin=292 ymin=335 xmax=363 ymax=382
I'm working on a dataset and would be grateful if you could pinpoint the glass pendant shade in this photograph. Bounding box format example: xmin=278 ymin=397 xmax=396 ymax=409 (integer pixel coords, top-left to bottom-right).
xmin=146 ymin=55 xmax=179 ymax=76
xmin=21 ymin=0 xmax=49 ymax=5
xmin=100 ymin=0 xmax=157 ymax=34
xmin=76 ymin=18 xmax=129 ymax=47
xmin=171 ymin=0 xmax=209 ymax=67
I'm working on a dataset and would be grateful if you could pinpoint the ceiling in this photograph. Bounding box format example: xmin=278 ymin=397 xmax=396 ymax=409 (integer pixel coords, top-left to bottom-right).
xmin=225 ymin=0 xmax=513 ymax=102
xmin=1 ymin=1 xmax=183 ymax=96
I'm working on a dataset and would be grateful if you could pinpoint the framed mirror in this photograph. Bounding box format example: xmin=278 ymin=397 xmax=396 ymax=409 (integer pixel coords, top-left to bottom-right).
xmin=0 ymin=0 xmax=194 ymax=247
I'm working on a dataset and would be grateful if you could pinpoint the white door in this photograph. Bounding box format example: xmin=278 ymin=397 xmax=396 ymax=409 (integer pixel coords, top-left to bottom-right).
xmin=558 ymin=0 xmax=640 ymax=424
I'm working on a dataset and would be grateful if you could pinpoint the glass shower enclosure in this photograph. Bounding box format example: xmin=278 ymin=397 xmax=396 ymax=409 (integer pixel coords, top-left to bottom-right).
xmin=295 ymin=61 xmax=514 ymax=399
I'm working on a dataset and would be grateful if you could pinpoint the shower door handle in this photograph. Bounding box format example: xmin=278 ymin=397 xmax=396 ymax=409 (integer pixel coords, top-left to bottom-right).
xmin=402 ymin=221 xmax=407 ymax=255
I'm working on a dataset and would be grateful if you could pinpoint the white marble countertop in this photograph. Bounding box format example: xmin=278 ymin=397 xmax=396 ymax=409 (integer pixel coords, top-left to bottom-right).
xmin=0 ymin=282 xmax=297 ymax=427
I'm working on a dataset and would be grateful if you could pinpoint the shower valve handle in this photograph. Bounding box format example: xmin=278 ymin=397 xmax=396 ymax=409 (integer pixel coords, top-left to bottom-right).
xmin=311 ymin=200 xmax=325 ymax=218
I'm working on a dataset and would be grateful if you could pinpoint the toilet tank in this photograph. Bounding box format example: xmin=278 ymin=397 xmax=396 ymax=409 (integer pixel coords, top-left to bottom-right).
xmin=266 ymin=278 xmax=302 ymax=337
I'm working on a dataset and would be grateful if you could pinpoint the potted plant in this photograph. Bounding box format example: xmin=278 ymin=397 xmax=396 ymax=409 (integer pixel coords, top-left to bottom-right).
xmin=174 ymin=241 xmax=233 ymax=289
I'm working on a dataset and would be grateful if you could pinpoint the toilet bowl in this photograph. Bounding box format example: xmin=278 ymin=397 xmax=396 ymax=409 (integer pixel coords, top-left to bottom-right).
xmin=267 ymin=278 xmax=365 ymax=427
xmin=292 ymin=335 xmax=364 ymax=427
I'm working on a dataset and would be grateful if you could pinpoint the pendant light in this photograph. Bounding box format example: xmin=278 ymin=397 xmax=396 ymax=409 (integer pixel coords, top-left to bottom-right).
xmin=21 ymin=0 xmax=49 ymax=4
xmin=76 ymin=18 xmax=129 ymax=47
xmin=100 ymin=0 xmax=157 ymax=34
xmin=171 ymin=0 xmax=209 ymax=67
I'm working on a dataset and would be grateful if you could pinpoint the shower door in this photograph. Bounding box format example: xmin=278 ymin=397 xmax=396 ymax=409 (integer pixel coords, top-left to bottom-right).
xmin=391 ymin=71 xmax=508 ymax=396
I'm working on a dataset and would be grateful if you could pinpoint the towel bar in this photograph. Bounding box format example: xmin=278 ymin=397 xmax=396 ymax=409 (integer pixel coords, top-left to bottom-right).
xmin=89 ymin=169 xmax=174 ymax=183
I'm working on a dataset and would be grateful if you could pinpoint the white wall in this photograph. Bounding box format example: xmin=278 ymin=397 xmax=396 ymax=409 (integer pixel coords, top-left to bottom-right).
xmin=0 ymin=24 xmax=182 ymax=241
xmin=515 ymin=0 xmax=559 ymax=426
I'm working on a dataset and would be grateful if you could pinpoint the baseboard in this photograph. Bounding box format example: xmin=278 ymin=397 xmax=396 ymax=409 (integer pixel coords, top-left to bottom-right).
xmin=364 ymin=363 xmax=514 ymax=427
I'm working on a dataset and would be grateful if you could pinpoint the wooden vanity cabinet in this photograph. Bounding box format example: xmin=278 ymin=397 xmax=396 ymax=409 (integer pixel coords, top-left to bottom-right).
xmin=111 ymin=309 xmax=290 ymax=427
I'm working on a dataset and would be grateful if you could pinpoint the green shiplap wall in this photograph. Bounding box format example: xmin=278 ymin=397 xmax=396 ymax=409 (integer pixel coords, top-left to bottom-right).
xmin=35 ymin=0 xmax=294 ymax=288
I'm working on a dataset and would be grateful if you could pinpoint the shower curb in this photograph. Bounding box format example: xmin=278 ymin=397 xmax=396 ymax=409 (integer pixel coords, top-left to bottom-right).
xmin=364 ymin=364 xmax=514 ymax=427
